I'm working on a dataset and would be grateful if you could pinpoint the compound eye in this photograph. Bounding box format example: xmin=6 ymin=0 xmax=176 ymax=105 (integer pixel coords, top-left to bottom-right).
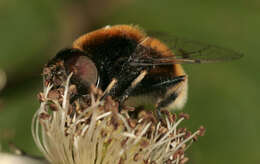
xmin=64 ymin=52 xmax=98 ymax=89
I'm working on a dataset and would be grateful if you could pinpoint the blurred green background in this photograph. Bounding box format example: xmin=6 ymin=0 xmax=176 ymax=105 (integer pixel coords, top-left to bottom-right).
xmin=0 ymin=0 xmax=259 ymax=163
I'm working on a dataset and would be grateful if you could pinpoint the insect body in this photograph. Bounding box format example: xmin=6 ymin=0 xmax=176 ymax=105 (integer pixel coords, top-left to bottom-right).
xmin=47 ymin=25 xmax=243 ymax=114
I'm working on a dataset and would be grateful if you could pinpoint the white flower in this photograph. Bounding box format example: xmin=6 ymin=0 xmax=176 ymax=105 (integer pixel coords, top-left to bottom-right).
xmin=32 ymin=72 xmax=205 ymax=164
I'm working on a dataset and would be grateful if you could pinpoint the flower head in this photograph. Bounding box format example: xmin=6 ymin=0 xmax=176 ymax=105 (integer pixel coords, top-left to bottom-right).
xmin=32 ymin=61 xmax=204 ymax=164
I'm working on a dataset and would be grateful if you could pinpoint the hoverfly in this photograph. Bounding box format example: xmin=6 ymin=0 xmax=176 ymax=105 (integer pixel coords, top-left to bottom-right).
xmin=46 ymin=25 xmax=243 ymax=115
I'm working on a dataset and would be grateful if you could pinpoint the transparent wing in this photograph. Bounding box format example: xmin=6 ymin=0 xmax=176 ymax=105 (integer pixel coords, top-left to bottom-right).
xmin=131 ymin=32 xmax=243 ymax=66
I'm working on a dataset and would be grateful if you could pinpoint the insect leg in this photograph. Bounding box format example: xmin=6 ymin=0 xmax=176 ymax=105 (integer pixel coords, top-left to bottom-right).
xmin=155 ymin=75 xmax=187 ymax=117
xmin=118 ymin=70 xmax=148 ymax=108
xmin=152 ymin=75 xmax=186 ymax=88
xmin=100 ymin=78 xmax=118 ymax=101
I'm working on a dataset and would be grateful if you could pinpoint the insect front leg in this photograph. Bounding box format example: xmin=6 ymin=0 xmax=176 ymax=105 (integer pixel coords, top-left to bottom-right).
xmin=100 ymin=78 xmax=118 ymax=101
xmin=118 ymin=70 xmax=148 ymax=109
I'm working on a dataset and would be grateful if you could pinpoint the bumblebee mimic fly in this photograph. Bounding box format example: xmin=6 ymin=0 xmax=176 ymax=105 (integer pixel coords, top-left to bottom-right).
xmin=45 ymin=25 xmax=243 ymax=115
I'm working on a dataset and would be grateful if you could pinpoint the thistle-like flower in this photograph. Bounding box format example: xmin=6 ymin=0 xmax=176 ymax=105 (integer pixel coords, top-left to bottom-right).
xmin=32 ymin=61 xmax=205 ymax=164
